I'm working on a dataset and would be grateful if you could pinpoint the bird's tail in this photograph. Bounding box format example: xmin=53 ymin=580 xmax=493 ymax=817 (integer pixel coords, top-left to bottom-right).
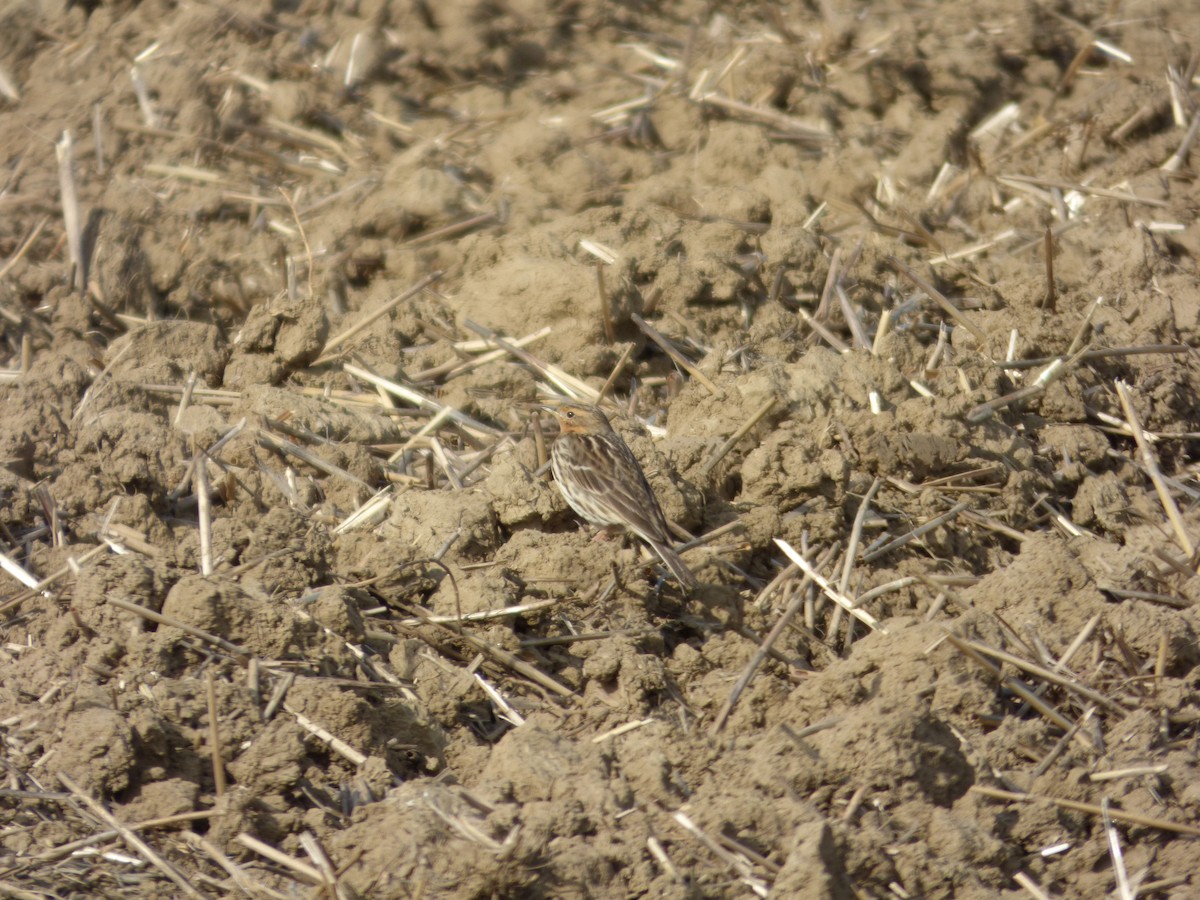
xmin=649 ymin=541 xmax=698 ymax=592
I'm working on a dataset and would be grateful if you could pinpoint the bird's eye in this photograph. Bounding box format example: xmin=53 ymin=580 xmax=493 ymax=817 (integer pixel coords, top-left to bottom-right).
xmin=565 ymin=411 xmax=574 ymax=418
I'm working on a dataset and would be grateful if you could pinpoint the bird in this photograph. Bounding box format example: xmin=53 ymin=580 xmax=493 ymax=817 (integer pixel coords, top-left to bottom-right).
xmin=543 ymin=401 xmax=697 ymax=591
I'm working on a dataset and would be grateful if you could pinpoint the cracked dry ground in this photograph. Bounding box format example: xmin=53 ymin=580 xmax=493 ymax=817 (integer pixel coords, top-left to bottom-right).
xmin=2 ymin=0 xmax=1200 ymax=897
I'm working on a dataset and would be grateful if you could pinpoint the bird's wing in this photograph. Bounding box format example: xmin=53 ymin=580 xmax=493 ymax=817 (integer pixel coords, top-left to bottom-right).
xmin=573 ymin=434 xmax=673 ymax=544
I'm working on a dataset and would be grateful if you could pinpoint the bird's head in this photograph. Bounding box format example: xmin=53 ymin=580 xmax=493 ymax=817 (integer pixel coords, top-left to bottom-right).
xmin=542 ymin=402 xmax=613 ymax=435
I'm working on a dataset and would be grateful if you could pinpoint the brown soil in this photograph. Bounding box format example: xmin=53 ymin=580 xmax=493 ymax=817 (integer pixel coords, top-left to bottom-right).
xmin=2 ymin=0 xmax=1199 ymax=897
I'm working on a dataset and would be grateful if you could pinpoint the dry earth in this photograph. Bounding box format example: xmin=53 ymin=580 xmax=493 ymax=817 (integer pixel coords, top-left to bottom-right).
xmin=2 ymin=0 xmax=1200 ymax=897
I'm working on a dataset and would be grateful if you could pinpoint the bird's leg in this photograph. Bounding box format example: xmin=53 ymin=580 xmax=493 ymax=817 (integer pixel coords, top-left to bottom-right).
xmin=591 ymin=524 xmax=625 ymax=543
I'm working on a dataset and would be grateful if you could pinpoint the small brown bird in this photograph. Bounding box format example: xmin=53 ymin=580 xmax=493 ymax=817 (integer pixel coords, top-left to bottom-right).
xmin=544 ymin=402 xmax=697 ymax=591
